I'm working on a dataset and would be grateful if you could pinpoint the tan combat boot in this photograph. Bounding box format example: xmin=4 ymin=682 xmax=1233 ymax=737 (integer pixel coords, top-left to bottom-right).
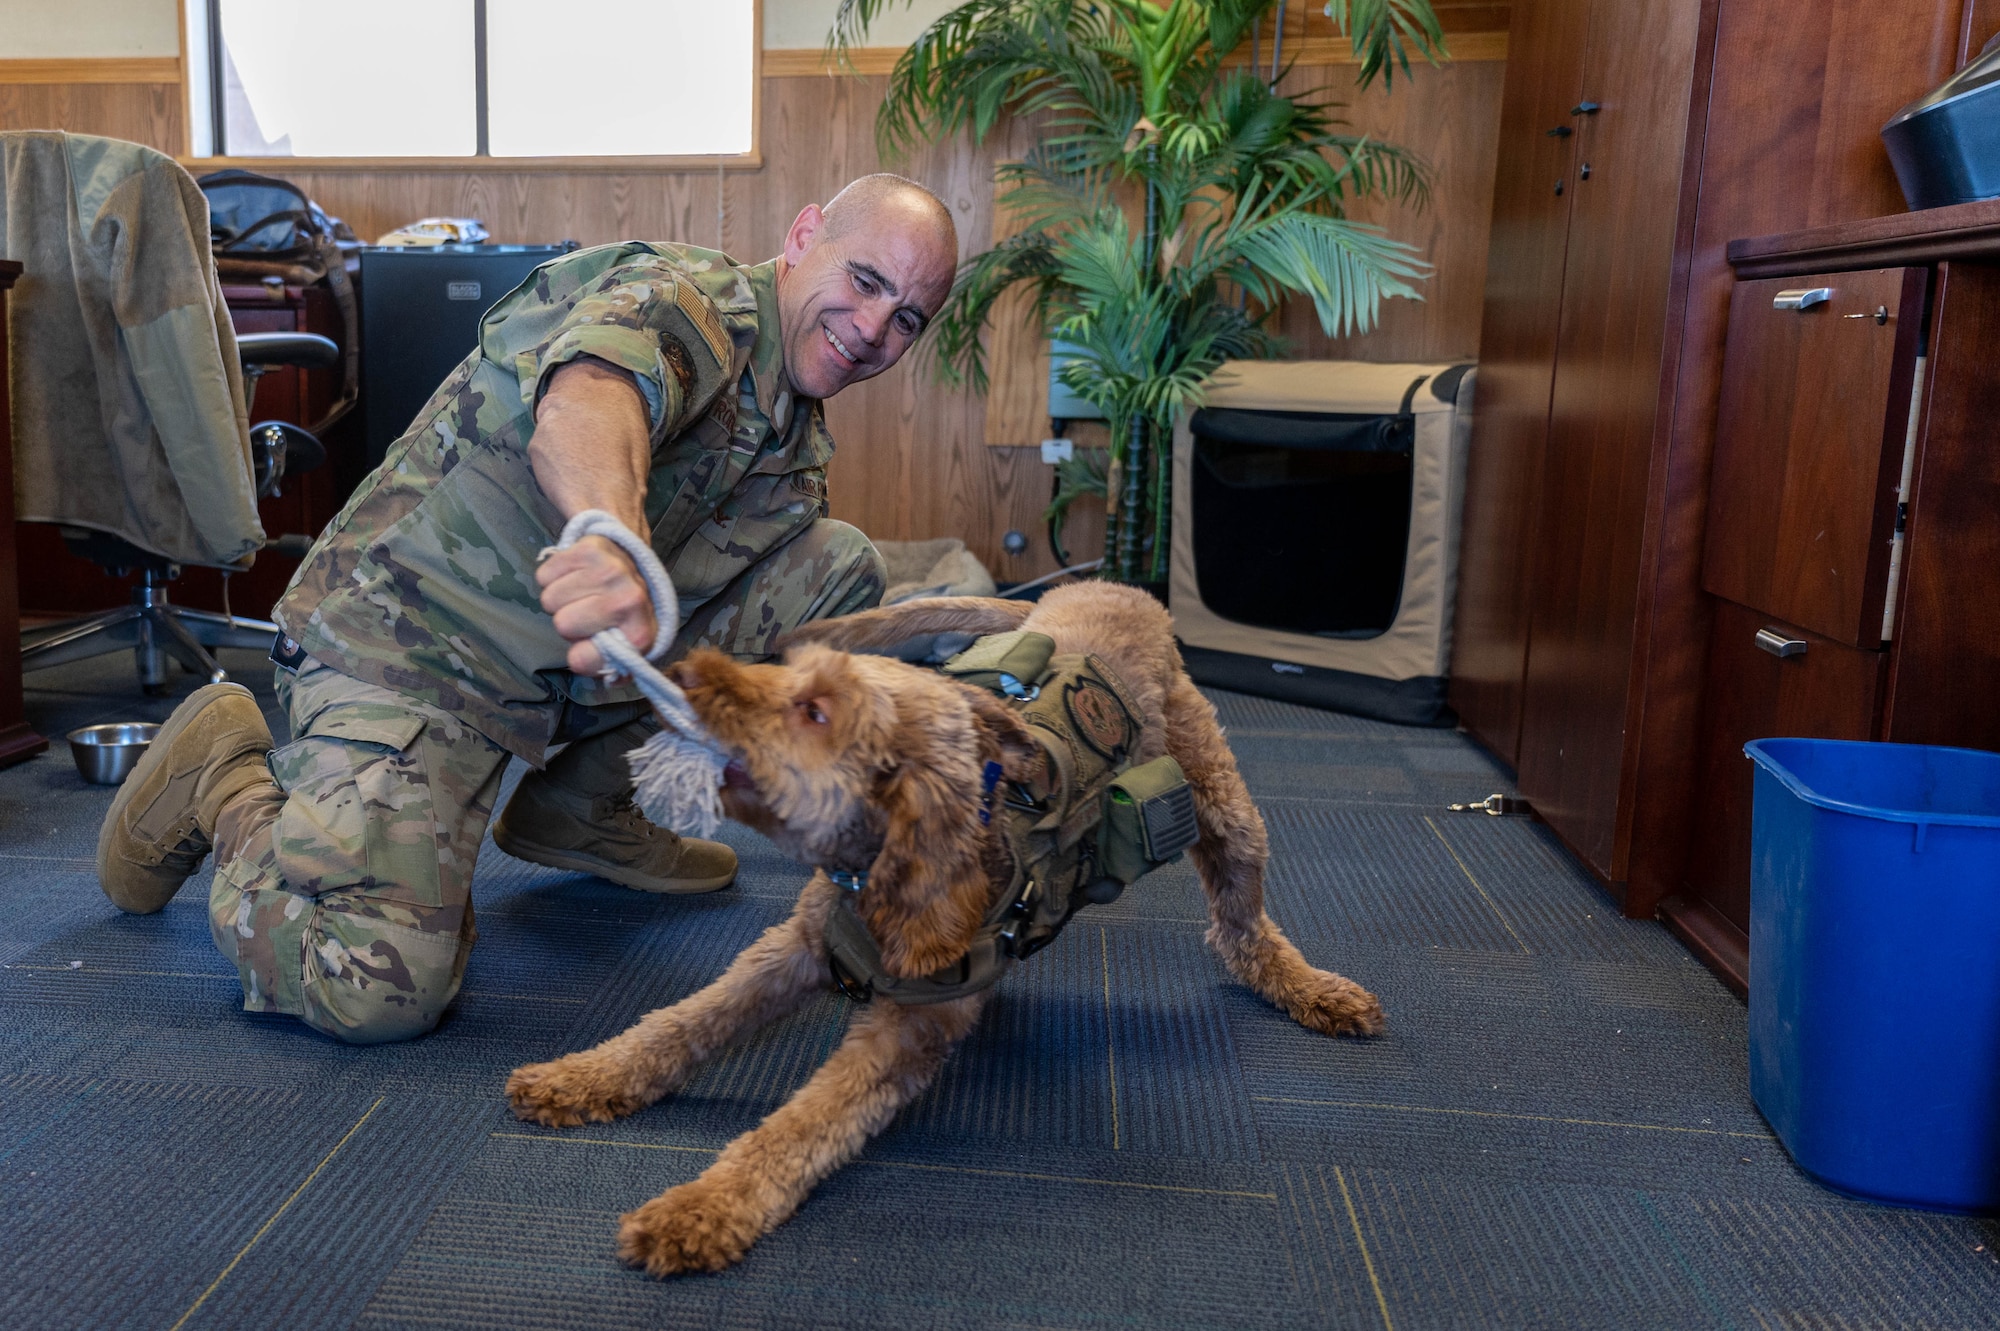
xmin=492 ymin=725 xmax=736 ymax=895
xmin=96 ymin=682 xmax=275 ymax=914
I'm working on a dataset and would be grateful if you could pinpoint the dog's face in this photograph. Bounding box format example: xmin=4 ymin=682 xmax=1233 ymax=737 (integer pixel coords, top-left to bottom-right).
xmin=668 ymin=645 xmax=1042 ymax=977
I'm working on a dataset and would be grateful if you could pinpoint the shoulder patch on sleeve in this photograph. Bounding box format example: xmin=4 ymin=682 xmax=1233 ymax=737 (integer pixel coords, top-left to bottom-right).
xmin=672 ymin=281 xmax=733 ymax=368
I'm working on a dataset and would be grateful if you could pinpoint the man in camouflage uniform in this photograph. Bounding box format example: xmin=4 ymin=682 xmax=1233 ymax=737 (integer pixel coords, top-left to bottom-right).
xmin=95 ymin=174 xmax=959 ymax=1044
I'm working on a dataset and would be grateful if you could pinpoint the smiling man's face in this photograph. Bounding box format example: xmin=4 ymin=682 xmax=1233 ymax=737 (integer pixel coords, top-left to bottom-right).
xmin=774 ymin=187 xmax=957 ymax=400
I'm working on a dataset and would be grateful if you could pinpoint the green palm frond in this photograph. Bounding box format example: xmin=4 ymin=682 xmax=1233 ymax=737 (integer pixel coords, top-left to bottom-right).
xmin=834 ymin=0 xmax=1443 ymax=581
xmin=1322 ymin=0 xmax=1449 ymax=90
xmin=930 ymin=231 xmax=1065 ymax=390
xmin=1231 ymin=211 xmax=1428 ymax=336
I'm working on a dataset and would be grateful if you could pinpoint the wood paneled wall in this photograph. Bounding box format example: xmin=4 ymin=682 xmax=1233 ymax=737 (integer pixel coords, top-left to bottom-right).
xmin=0 ymin=28 xmax=1505 ymax=581
xmin=0 ymin=78 xmax=181 ymax=151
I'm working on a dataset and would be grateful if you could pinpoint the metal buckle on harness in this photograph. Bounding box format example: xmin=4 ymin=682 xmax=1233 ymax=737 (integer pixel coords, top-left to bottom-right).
xmin=996 ymin=672 xmax=1040 ymax=701
xmin=828 ymin=952 xmax=874 ymax=1002
xmin=996 ymin=878 xmax=1041 ymax=957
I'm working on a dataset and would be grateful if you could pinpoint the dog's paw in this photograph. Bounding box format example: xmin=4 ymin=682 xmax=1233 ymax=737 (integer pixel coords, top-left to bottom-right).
xmin=1291 ymin=970 xmax=1386 ymax=1038
xmin=506 ymin=1053 xmax=642 ymax=1127
xmin=618 ymin=1180 xmax=763 ymax=1277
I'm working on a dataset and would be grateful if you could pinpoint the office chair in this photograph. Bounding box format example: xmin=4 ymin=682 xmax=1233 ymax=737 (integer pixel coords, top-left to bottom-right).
xmin=18 ymin=331 xmax=339 ymax=692
xmin=3 ymin=129 xmax=347 ymax=693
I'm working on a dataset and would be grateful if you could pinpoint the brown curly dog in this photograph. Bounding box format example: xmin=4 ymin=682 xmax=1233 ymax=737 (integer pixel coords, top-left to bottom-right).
xmin=505 ymin=582 xmax=1382 ymax=1277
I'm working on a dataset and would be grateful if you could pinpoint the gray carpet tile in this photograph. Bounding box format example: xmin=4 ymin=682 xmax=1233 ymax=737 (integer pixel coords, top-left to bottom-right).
xmin=355 ymin=1133 xmax=1307 ymax=1331
xmin=1102 ymin=922 xmax=1261 ymax=1160
xmin=1664 ymin=1193 xmax=2000 ymax=1328
xmin=1335 ymin=1167 xmax=1730 ymax=1331
xmin=899 ymin=925 xmax=1118 ymax=1148
xmin=4 ymin=658 xmax=1995 ymax=1329
xmin=1 ymin=1078 xmax=387 ymax=1331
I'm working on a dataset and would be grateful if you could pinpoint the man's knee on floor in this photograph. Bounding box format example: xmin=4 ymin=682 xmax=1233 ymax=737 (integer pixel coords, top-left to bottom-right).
xmin=212 ymin=853 xmax=473 ymax=1045
xmin=295 ymin=906 xmax=471 ymax=1044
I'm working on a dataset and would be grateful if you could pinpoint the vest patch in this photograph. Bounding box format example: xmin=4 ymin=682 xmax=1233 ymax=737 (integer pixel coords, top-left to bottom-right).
xmin=1064 ymin=675 xmax=1135 ymax=762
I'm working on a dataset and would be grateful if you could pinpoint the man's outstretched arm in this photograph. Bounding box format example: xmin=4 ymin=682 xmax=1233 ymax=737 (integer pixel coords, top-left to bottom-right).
xmin=530 ymin=357 xmax=658 ymax=677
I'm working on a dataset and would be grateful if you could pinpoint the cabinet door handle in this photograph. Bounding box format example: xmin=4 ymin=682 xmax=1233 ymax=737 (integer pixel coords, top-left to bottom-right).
xmin=1572 ymin=100 xmax=1601 ymax=115
xmin=1773 ymin=287 xmax=1833 ymax=311
xmin=1755 ymin=628 xmax=1808 ymax=659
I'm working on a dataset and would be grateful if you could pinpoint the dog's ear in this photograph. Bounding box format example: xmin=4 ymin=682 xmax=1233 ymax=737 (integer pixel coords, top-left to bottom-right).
xmin=861 ymin=715 xmax=995 ymax=980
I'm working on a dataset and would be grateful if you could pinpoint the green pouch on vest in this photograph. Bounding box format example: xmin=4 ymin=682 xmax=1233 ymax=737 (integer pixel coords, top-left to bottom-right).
xmin=941 ymin=631 xmax=1057 ymax=698
xmin=1097 ymin=755 xmax=1201 ymax=884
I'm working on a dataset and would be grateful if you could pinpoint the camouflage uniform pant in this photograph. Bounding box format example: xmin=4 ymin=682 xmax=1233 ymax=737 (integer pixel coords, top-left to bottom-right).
xmin=208 ymin=518 xmax=885 ymax=1044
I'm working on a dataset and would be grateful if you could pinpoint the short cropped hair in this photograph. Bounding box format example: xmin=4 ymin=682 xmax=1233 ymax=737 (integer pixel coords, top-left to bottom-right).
xmin=822 ymin=173 xmax=957 ymax=256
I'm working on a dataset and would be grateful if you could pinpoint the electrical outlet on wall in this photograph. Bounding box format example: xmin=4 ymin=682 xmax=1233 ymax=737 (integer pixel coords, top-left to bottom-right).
xmin=1041 ymin=438 xmax=1074 ymax=464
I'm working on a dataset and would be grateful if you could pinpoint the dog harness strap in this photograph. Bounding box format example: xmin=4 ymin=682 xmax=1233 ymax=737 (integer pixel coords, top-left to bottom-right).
xmin=827 ymin=643 xmax=1196 ymax=1006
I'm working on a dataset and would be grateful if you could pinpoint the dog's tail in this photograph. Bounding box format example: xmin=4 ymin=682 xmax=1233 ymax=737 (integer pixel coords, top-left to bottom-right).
xmin=779 ymin=596 xmax=1033 ymax=654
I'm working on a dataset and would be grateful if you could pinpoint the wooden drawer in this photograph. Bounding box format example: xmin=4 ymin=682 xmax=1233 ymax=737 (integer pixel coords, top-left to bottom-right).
xmin=1702 ymin=268 xmax=1925 ymax=648
xmin=1683 ymin=598 xmax=1887 ymax=934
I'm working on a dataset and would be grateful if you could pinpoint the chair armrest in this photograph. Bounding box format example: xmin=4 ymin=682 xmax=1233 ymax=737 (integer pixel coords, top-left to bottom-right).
xmin=237 ymin=331 xmax=339 ymax=369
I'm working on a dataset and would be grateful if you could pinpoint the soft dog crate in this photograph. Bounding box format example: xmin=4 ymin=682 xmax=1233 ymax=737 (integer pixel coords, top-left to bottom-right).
xmin=1169 ymin=360 xmax=1476 ymax=724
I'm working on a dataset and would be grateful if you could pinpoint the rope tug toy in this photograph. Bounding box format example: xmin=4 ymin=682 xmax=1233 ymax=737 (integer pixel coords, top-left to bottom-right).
xmin=541 ymin=510 xmax=729 ymax=839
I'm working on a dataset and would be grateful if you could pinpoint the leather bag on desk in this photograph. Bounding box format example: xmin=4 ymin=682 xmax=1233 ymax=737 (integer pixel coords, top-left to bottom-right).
xmin=200 ymin=168 xmax=358 ymax=433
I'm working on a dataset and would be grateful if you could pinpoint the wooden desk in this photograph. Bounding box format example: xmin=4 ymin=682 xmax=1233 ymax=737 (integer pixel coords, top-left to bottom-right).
xmin=0 ymin=259 xmax=50 ymax=767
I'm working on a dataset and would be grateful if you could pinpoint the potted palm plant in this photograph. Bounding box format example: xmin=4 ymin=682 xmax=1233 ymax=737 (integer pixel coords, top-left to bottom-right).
xmin=833 ymin=0 xmax=1447 ymax=584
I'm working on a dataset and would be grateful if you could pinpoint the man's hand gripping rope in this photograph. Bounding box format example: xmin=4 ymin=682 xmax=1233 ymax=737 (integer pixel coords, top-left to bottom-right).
xmin=540 ymin=510 xmax=729 ymax=839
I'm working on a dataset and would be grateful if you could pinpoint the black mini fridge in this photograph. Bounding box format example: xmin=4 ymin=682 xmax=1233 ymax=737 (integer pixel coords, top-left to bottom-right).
xmin=358 ymin=244 xmax=576 ymax=467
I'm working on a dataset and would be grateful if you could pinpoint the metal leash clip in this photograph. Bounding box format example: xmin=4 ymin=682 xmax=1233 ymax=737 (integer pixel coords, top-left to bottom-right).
xmin=1447 ymin=793 xmax=1531 ymax=817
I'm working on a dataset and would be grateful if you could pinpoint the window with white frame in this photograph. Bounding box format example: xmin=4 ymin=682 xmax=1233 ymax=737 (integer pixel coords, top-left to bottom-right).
xmin=186 ymin=0 xmax=755 ymax=160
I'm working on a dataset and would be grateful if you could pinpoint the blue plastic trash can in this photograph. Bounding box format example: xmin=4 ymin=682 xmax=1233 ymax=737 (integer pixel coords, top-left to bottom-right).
xmin=1745 ymin=737 xmax=2000 ymax=1212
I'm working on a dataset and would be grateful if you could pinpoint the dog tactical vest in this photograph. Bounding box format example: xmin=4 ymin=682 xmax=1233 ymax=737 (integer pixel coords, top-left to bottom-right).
xmin=824 ymin=630 xmax=1201 ymax=1005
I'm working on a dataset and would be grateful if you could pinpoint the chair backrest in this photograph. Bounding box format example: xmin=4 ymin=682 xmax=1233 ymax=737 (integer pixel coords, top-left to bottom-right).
xmin=0 ymin=130 xmax=264 ymax=570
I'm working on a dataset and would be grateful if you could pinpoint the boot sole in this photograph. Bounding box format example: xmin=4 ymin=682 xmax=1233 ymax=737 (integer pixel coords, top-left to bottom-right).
xmin=96 ymin=681 xmax=258 ymax=913
xmin=490 ymin=824 xmax=737 ymax=895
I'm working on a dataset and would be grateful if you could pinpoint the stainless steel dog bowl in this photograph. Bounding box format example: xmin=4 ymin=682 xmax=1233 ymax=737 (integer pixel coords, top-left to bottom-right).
xmin=67 ymin=723 xmax=161 ymax=785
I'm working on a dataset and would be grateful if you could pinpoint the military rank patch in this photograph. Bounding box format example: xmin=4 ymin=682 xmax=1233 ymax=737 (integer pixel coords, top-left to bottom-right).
xmin=1064 ymin=675 xmax=1135 ymax=762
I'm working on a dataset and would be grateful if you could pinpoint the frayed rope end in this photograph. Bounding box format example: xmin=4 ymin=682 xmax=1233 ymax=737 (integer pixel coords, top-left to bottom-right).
xmin=628 ymin=728 xmax=728 ymax=840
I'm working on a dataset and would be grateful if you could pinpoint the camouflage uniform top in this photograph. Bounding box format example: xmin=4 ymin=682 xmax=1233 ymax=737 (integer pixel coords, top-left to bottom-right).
xmin=273 ymin=242 xmax=835 ymax=765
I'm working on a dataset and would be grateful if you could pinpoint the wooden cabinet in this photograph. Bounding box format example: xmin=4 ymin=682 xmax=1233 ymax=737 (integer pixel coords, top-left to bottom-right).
xmin=1447 ymin=0 xmax=1593 ymax=768
xmin=1676 ymin=601 xmax=1887 ymax=974
xmin=1453 ymin=0 xmax=1709 ymax=875
xmin=1453 ymin=0 xmax=2000 ymax=985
